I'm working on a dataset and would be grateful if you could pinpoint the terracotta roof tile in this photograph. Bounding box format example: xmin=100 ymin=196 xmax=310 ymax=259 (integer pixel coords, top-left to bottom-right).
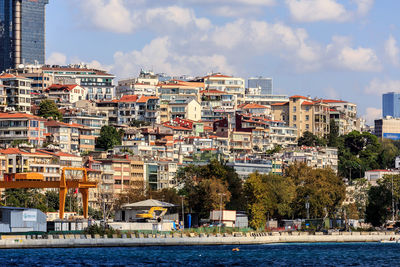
xmin=0 ymin=112 xmax=45 ymax=120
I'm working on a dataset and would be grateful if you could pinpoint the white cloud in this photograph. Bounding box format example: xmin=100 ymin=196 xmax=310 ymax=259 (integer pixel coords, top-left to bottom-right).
xmin=286 ymin=0 xmax=348 ymax=22
xmin=47 ymin=52 xmax=67 ymax=65
xmin=285 ymin=0 xmax=374 ymax=22
xmin=80 ymin=0 xmax=134 ymax=33
xmin=354 ymin=0 xmax=374 ymax=16
xmin=183 ymin=0 xmax=275 ymax=6
xmin=385 ymin=35 xmax=399 ymax=66
xmin=364 ymin=107 xmax=381 ymax=125
xmin=112 ymin=37 xmax=234 ymax=79
xmin=336 ymin=46 xmax=381 ymax=72
xmin=144 ymin=6 xmax=211 ymax=31
xmin=365 ymin=78 xmax=400 ymax=95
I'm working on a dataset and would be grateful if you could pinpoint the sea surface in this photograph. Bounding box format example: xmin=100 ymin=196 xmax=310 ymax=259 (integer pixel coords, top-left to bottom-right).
xmin=0 ymin=243 xmax=399 ymax=266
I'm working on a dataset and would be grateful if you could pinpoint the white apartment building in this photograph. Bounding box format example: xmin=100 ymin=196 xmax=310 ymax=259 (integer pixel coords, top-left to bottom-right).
xmin=203 ymin=74 xmax=245 ymax=104
xmin=0 ymin=73 xmax=32 ymax=113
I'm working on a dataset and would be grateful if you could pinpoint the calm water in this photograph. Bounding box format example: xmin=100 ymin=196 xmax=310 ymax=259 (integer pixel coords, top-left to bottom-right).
xmin=1 ymin=243 xmax=399 ymax=266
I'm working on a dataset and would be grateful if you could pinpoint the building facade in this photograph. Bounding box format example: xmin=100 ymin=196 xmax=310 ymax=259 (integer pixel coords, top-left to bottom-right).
xmin=383 ymin=92 xmax=400 ymax=118
xmin=0 ymin=0 xmax=48 ymax=71
xmin=248 ymin=77 xmax=273 ymax=95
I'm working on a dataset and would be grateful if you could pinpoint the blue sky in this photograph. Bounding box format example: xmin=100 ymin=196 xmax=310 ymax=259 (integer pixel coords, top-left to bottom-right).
xmin=45 ymin=0 xmax=400 ymax=125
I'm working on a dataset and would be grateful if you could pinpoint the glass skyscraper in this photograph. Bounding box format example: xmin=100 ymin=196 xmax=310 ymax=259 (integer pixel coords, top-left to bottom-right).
xmin=0 ymin=0 xmax=48 ymax=72
xmin=382 ymin=92 xmax=400 ymax=118
xmin=248 ymin=77 xmax=273 ymax=95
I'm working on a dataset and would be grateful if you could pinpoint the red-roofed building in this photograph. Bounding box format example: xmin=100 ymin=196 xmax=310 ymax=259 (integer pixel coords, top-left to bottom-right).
xmin=118 ymin=95 xmax=160 ymax=125
xmin=202 ymin=73 xmax=245 ymax=105
xmin=238 ymin=103 xmax=271 ymax=117
xmin=46 ymin=84 xmax=86 ymax=104
xmin=40 ymin=65 xmax=115 ymax=101
xmin=0 ymin=147 xmax=61 ymax=181
xmin=272 ymin=95 xmax=330 ymax=137
xmin=45 ymin=120 xmax=95 ymax=153
xmin=0 ymin=113 xmax=47 ymax=147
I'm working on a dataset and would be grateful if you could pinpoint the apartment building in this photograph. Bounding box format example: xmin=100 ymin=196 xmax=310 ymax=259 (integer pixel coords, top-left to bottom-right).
xmin=117 ymin=95 xmax=160 ymax=125
xmin=283 ymin=146 xmax=338 ymax=173
xmin=202 ymin=74 xmax=245 ymax=104
xmin=237 ymin=103 xmax=271 ymax=117
xmin=0 ymin=73 xmax=31 ymax=113
xmin=45 ymin=84 xmax=86 ymax=105
xmin=200 ymin=89 xmax=237 ymax=121
xmin=235 ymin=113 xmax=297 ymax=151
xmin=157 ymin=80 xmax=203 ymax=102
xmin=0 ymin=81 xmax=7 ymax=112
xmin=227 ymin=158 xmax=283 ymax=179
xmin=41 ymin=65 xmax=115 ymax=101
xmin=145 ymin=161 xmax=177 ymax=190
xmin=116 ymin=70 xmax=158 ymax=97
xmin=0 ymin=148 xmax=60 ymax=181
xmin=168 ymin=97 xmax=201 ymax=121
xmin=0 ymin=113 xmax=46 ymax=147
xmin=45 ymin=120 xmax=95 ymax=154
xmin=62 ymin=110 xmax=107 ymax=137
xmin=321 ymin=99 xmax=360 ymax=135
xmin=272 ymin=95 xmax=330 ymax=137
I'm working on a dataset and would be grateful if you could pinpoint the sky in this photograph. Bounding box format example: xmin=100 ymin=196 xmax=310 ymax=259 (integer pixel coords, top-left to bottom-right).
xmin=45 ymin=0 xmax=400 ymax=125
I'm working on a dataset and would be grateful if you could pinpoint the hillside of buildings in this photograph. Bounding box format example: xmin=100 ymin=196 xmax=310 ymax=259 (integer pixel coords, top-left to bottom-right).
xmin=0 ymin=65 xmax=400 ymax=228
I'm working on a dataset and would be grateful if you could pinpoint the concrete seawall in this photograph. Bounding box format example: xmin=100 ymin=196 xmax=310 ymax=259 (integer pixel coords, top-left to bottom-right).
xmin=0 ymin=232 xmax=397 ymax=249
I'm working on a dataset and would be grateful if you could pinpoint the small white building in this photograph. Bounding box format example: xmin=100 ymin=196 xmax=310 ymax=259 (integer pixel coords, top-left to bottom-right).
xmin=364 ymin=169 xmax=400 ymax=185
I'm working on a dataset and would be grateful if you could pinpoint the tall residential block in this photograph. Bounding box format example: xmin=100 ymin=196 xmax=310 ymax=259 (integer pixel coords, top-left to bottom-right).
xmin=382 ymin=92 xmax=400 ymax=118
xmin=0 ymin=0 xmax=48 ymax=72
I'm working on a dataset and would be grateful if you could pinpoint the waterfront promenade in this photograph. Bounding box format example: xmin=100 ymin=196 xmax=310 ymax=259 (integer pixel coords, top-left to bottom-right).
xmin=0 ymin=231 xmax=397 ymax=249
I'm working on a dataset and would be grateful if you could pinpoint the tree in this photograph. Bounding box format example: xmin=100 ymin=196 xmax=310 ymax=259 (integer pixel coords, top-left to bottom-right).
xmin=38 ymin=100 xmax=62 ymax=120
xmin=244 ymin=172 xmax=295 ymax=229
xmin=96 ymin=126 xmax=123 ymax=150
xmin=327 ymin=119 xmax=339 ymax=147
xmin=378 ymin=139 xmax=399 ymax=169
xmin=365 ymin=184 xmax=391 ymax=226
xmin=338 ymin=131 xmax=382 ymax=179
xmin=286 ymin=163 xmax=345 ymax=218
xmin=129 ymin=120 xmax=150 ymax=127
xmin=346 ymin=178 xmax=369 ymax=219
xmin=177 ymin=160 xmax=245 ymax=212
xmin=298 ymin=131 xmax=326 ymax=147
xmin=3 ymin=189 xmax=47 ymax=211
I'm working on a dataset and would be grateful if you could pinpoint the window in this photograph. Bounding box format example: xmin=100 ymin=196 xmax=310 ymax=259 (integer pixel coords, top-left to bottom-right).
xmin=306 ymin=124 xmax=309 ymax=130
xmin=293 ymin=106 xmax=296 ymax=112
xmin=306 ymin=115 xmax=309 ymax=121
xmin=293 ymin=115 xmax=297 ymax=121
xmin=30 ymin=120 xmax=38 ymax=127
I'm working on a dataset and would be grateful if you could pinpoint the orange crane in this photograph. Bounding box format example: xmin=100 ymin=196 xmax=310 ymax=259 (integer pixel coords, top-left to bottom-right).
xmin=0 ymin=167 xmax=97 ymax=219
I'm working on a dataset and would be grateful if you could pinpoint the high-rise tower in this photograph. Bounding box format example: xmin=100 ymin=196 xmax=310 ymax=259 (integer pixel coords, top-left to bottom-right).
xmin=0 ymin=0 xmax=48 ymax=72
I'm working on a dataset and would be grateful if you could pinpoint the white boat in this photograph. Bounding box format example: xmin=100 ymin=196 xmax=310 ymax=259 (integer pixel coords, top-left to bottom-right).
xmin=380 ymin=239 xmax=398 ymax=243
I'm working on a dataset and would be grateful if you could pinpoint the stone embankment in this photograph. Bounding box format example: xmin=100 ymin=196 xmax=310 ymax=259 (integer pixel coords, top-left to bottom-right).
xmin=0 ymin=231 xmax=397 ymax=249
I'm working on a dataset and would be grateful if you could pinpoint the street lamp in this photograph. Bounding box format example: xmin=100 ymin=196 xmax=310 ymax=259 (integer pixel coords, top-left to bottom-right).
xmin=218 ymin=193 xmax=226 ymax=233
xmin=181 ymin=196 xmax=185 ymax=230
xmin=305 ymin=196 xmax=310 ymax=220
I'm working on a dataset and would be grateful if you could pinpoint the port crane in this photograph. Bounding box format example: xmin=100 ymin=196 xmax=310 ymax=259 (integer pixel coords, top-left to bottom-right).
xmin=0 ymin=167 xmax=97 ymax=219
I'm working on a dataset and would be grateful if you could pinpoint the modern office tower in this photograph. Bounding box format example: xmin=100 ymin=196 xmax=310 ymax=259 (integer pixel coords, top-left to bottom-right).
xmin=248 ymin=77 xmax=273 ymax=95
xmin=382 ymin=92 xmax=400 ymax=118
xmin=0 ymin=0 xmax=48 ymax=72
